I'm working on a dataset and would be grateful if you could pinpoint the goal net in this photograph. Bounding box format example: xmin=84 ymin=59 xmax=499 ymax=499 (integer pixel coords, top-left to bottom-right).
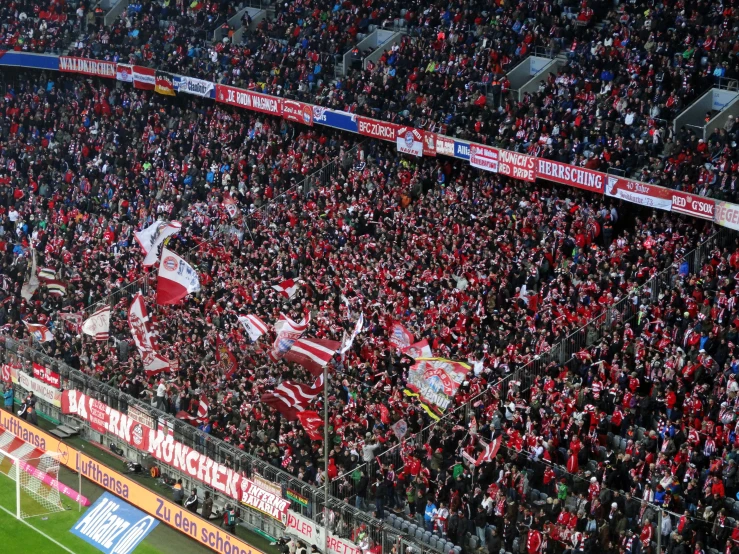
xmin=0 ymin=445 xmax=66 ymax=519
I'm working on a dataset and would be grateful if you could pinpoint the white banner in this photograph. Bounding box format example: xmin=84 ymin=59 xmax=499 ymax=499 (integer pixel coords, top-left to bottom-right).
xmin=396 ymin=127 xmax=423 ymax=157
xmin=174 ymin=76 xmax=215 ymax=98
xmin=285 ymin=512 xmax=362 ymax=554
xmin=13 ymin=369 xmax=62 ymax=407
xmin=714 ymin=201 xmax=739 ymax=231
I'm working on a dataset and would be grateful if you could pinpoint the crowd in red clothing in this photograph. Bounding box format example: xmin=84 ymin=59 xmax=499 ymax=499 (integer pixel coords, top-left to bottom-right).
xmin=1 ymin=64 xmax=737 ymax=553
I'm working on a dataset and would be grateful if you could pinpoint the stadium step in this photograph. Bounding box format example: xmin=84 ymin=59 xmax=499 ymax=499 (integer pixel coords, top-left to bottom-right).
xmin=50 ymin=423 xmax=81 ymax=438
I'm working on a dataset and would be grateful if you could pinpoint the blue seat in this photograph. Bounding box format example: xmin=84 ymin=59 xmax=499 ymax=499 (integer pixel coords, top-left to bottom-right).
xmin=429 ymin=537 xmax=440 ymax=551
xmin=443 ymin=543 xmax=454 ymax=554
xmin=414 ymin=527 xmax=424 ymax=539
xmin=422 ymin=531 xmax=433 ymax=544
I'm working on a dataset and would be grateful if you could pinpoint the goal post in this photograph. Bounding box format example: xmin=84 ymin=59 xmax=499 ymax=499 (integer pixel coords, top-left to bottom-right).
xmin=0 ymin=447 xmax=67 ymax=519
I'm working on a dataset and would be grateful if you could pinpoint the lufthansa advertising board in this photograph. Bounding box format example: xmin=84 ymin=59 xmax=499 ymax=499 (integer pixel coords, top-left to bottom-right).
xmin=0 ymin=412 xmax=263 ymax=554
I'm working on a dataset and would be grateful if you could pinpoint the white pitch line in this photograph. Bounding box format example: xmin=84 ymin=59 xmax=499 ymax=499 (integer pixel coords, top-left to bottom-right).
xmin=0 ymin=503 xmax=76 ymax=554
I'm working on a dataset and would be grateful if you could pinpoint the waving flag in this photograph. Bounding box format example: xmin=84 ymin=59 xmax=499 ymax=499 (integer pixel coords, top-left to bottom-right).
xmin=401 ymin=339 xmax=433 ymax=359
xmin=296 ymin=411 xmax=324 ymax=441
xmin=128 ymin=292 xmax=170 ymax=376
xmin=284 ymin=338 xmax=340 ymax=377
xmin=135 ymin=221 xmax=182 ymax=268
xmin=238 ymin=314 xmax=268 ymax=342
xmin=388 ymin=321 xmax=414 ymax=350
xmin=59 ymin=312 xmax=83 ymax=334
xmin=24 ymin=322 xmax=54 ymax=342
xmin=21 ymin=248 xmax=39 ymax=301
xmin=475 ymin=435 xmax=503 ymax=465
xmin=270 ymin=313 xmax=310 ymax=360
xmin=82 ymin=306 xmax=110 ymax=340
xmin=339 ymin=313 xmax=364 ymax=354
xmin=156 ymin=248 xmax=200 ymax=305
xmin=176 ymin=395 xmax=209 ymax=424
xmin=260 ymin=374 xmax=324 ymax=421
xmin=272 ymin=279 xmax=300 ymax=299
xmin=215 ymin=336 xmax=238 ymax=378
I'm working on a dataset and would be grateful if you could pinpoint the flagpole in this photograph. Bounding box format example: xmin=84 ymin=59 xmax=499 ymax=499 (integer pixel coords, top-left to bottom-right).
xmin=323 ymin=361 xmax=329 ymax=554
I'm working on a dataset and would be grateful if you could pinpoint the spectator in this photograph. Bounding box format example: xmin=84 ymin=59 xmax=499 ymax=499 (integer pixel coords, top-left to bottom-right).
xmin=3 ymin=385 xmax=12 ymax=412
xmin=172 ymin=478 xmax=184 ymax=505
xmin=185 ymin=489 xmax=198 ymax=513
xmin=201 ymin=491 xmax=213 ymax=520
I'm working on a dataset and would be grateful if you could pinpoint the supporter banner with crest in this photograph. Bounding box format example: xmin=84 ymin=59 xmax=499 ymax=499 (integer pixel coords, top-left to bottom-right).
xmin=470 ymin=144 xmax=498 ymax=173
xmin=396 ymin=127 xmax=424 ymax=157
xmin=282 ymin=100 xmax=314 ymax=126
xmin=605 ymin=176 xmax=672 ymax=211
xmin=405 ymin=357 xmax=470 ymax=415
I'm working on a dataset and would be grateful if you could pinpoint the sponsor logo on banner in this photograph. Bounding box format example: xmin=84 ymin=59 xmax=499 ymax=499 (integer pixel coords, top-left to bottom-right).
xmin=423 ymin=132 xmax=436 ymax=157
xmin=714 ymin=201 xmax=739 ymax=230
xmin=604 ymin=177 xmax=672 ymax=211
xmin=536 ymin=159 xmax=604 ymax=193
xmin=59 ymin=57 xmax=116 ymax=79
xmin=454 ymin=141 xmax=471 ymax=160
xmin=470 ymin=144 xmax=498 ymax=172
xmin=1 ymin=412 xmax=265 ymax=554
xmin=72 ymin=492 xmax=159 ymax=554
xmin=356 ymin=117 xmax=400 ymax=141
xmin=671 ymin=191 xmax=715 ymax=220
xmin=173 ymin=76 xmax=215 ymax=98
xmin=311 ymin=107 xmax=358 ymax=133
xmin=13 ymin=370 xmax=62 ymax=407
xmin=286 ymin=511 xmax=362 ymax=554
xmin=240 ymin=478 xmax=289 ymax=523
xmin=33 ymin=362 xmax=61 ymax=388
xmin=282 ymin=100 xmax=314 ymax=126
xmin=396 ymin=127 xmax=423 ymax=157
xmin=435 ymin=135 xmax=455 ymax=157
xmin=215 ymin=84 xmax=282 ymax=115
xmin=497 ymin=150 xmax=536 ymax=181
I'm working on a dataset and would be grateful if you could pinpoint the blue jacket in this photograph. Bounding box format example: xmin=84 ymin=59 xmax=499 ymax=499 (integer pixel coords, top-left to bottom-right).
xmin=4 ymin=388 xmax=13 ymax=408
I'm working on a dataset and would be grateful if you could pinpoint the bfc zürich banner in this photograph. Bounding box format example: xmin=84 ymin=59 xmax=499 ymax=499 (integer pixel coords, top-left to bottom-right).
xmin=71 ymin=492 xmax=159 ymax=554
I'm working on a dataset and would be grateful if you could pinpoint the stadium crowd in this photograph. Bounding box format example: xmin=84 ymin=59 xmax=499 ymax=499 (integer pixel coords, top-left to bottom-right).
xmin=4 ymin=0 xmax=739 ymax=193
xmin=0 ymin=0 xmax=739 ymax=551
xmin=0 ymin=67 xmax=738 ymax=554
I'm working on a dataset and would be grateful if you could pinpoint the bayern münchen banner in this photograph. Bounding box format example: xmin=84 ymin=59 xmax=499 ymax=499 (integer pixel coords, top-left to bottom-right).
xmin=405 ymin=357 xmax=470 ymax=415
xmin=156 ymin=248 xmax=200 ymax=305
xmin=128 ymin=292 xmax=170 ymax=376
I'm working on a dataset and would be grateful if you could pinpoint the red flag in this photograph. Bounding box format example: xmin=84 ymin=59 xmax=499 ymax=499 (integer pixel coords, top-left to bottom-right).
xmin=215 ymin=336 xmax=238 ymax=377
xmin=475 ymin=435 xmax=502 ymax=466
xmin=296 ymin=411 xmax=324 ymax=441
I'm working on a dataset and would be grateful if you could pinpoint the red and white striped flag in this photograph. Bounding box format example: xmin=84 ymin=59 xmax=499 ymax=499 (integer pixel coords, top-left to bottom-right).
xmin=238 ymin=314 xmax=268 ymax=342
xmin=82 ymin=306 xmax=111 ymax=340
xmin=271 ymin=279 xmax=300 ymax=299
xmin=260 ymin=374 xmax=324 ymax=421
xmin=23 ymin=322 xmax=54 ymax=342
xmin=284 ymin=338 xmax=340 ymax=377
xmin=475 ymin=435 xmax=503 ymax=466
xmin=176 ymin=395 xmax=209 ymax=424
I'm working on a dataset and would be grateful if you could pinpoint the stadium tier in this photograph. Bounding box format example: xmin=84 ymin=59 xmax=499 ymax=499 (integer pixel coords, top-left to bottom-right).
xmin=1 ymin=1 xmax=739 ymax=553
